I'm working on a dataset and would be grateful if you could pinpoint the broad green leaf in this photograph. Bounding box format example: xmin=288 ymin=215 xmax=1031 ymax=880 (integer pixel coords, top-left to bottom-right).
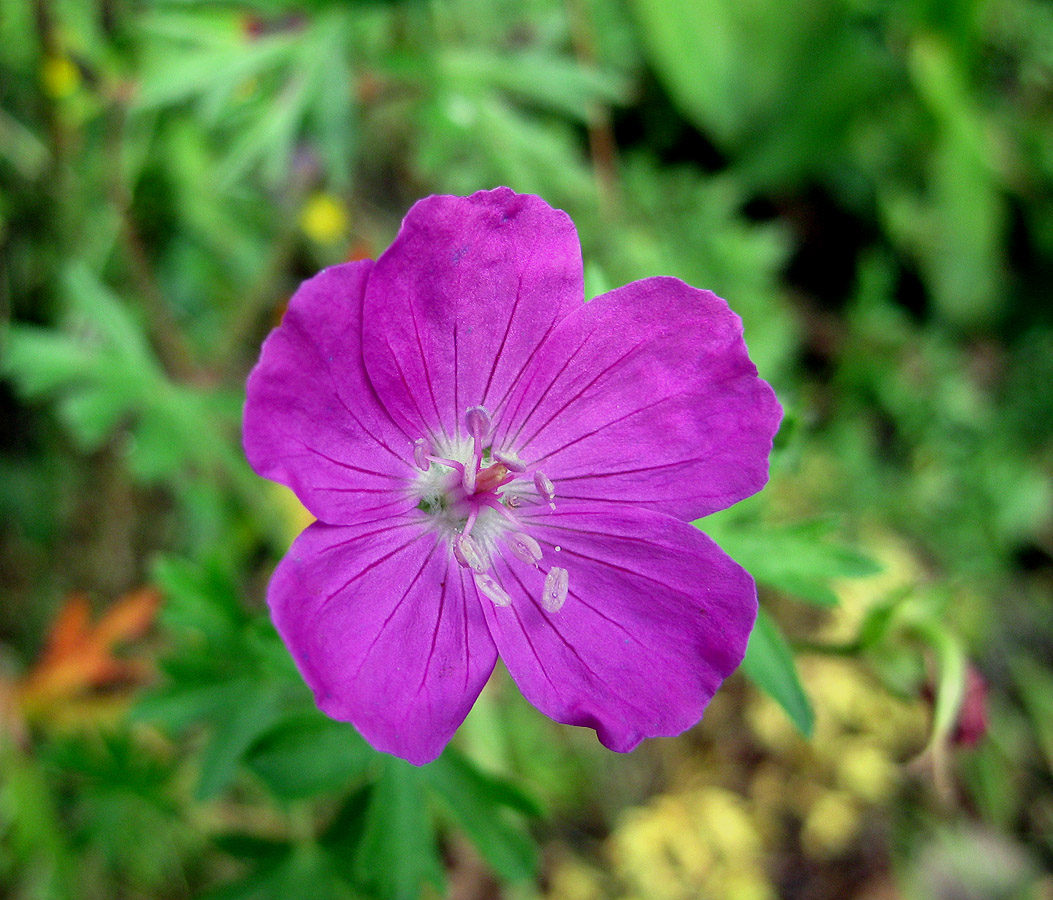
xmin=906 ymin=36 xmax=1006 ymax=326
xmin=628 ymin=0 xmax=879 ymax=187
xmin=741 ymin=608 xmax=814 ymax=737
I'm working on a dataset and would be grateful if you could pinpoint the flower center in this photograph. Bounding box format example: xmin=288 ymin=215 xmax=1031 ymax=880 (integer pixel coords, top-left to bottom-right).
xmin=412 ymin=405 xmax=568 ymax=613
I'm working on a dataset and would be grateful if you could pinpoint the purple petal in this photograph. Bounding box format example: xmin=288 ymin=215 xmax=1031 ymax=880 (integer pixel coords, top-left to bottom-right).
xmin=481 ymin=503 xmax=757 ymax=752
xmin=243 ymin=261 xmax=417 ymax=526
xmin=269 ymin=518 xmax=498 ymax=765
xmin=494 ymin=277 xmax=782 ymax=521
xmin=361 ymin=189 xmax=584 ymax=442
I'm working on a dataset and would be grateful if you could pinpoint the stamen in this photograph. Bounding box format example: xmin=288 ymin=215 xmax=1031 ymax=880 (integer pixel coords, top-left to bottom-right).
xmin=427 ymin=454 xmax=465 ymax=475
xmin=475 ymin=571 xmax=512 ymax=607
xmin=464 ymin=406 xmax=491 ymax=493
xmin=542 ymin=567 xmax=569 ymax=613
xmin=493 ymin=449 xmax=527 ymax=472
xmin=454 ymin=533 xmax=488 ymax=572
xmin=534 ymin=470 xmax=556 ymax=509
xmin=507 ymin=532 xmax=542 ymax=566
xmin=413 ymin=437 xmax=431 ymax=471
xmin=465 ymin=405 xmax=492 ymax=442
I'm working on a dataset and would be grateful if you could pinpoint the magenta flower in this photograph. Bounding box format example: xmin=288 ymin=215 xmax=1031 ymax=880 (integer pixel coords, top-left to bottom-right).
xmin=244 ymin=188 xmax=781 ymax=765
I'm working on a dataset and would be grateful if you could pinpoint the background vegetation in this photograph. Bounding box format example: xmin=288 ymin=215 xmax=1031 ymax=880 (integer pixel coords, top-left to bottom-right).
xmin=2 ymin=0 xmax=1051 ymax=897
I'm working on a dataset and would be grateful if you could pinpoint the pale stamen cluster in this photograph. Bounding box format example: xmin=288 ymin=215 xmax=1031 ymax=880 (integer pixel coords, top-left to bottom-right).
xmin=412 ymin=406 xmax=568 ymax=612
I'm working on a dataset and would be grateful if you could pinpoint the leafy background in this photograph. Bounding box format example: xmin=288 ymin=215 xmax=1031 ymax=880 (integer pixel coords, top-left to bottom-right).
xmin=2 ymin=0 xmax=1052 ymax=897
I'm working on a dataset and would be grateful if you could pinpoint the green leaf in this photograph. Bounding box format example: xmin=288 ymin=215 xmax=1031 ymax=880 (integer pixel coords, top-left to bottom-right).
xmin=245 ymin=712 xmax=374 ymax=801
xmin=424 ymin=750 xmax=538 ymax=883
xmin=196 ymin=680 xmax=286 ymax=800
xmin=1011 ymin=656 xmax=1053 ymax=777
xmin=703 ymin=516 xmax=880 ymax=607
xmin=741 ymin=608 xmax=814 ymax=737
xmin=355 ymin=758 xmax=444 ymax=900
xmin=1 ymin=327 xmax=100 ymax=396
xmin=203 ymin=843 xmax=354 ymax=900
xmin=439 ymin=49 xmax=628 ymax=123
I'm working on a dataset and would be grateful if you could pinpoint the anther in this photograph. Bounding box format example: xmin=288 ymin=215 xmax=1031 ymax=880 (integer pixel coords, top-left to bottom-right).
xmin=508 ymin=532 xmax=542 ymax=566
xmin=413 ymin=437 xmax=431 ymax=471
xmin=533 ymin=470 xmax=556 ymax=509
xmin=475 ymin=571 xmax=512 ymax=608
xmin=454 ymin=533 xmax=488 ymax=573
xmin=465 ymin=406 xmax=492 ymax=443
xmin=493 ymin=449 xmax=527 ymax=472
xmin=542 ymin=567 xmax=569 ymax=613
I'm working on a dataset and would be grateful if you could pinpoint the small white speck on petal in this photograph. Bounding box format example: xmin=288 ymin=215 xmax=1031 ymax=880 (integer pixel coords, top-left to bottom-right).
xmin=475 ymin=571 xmax=512 ymax=607
xmin=542 ymin=566 xmax=569 ymax=613
xmin=454 ymin=533 xmax=488 ymax=572
xmin=507 ymin=532 xmax=542 ymax=566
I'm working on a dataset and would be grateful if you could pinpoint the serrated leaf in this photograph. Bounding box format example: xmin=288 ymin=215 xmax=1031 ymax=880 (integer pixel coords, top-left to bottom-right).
xmin=245 ymin=712 xmax=373 ymax=801
xmin=440 ymin=48 xmax=628 ymax=123
xmin=202 ymin=844 xmax=354 ymax=900
xmin=424 ymin=750 xmax=537 ymax=883
xmin=196 ymin=681 xmax=285 ymax=800
xmin=133 ymin=679 xmax=252 ymax=734
xmin=1 ymin=327 xmax=100 ymax=396
xmin=741 ymin=608 xmax=814 ymax=737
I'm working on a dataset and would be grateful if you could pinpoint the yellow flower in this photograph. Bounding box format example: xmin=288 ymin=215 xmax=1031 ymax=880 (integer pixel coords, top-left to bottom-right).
xmin=801 ymin=790 xmax=860 ymax=858
xmin=42 ymin=55 xmax=79 ymax=99
xmin=300 ymin=193 xmax=349 ymax=244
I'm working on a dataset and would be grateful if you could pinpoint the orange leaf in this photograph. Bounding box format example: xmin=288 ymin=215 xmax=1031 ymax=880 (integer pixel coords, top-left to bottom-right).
xmin=16 ymin=586 xmax=162 ymax=719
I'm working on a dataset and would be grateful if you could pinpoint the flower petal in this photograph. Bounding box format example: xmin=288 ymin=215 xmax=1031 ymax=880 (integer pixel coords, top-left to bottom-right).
xmin=269 ymin=518 xmax=498 ymax=765
xmin=361 ymin=188 xmax=584 ymax=442
xmin=480 ymin=503 xmax=756 ymax=752
xmin=243 ymin=261 xmax=417 ymax=526
xmin=494 ymin=277 xmax=782 ymax=522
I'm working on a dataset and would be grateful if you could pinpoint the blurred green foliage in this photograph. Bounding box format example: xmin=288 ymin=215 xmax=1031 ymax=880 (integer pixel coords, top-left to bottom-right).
xmin=1 ymin=0 xmax=1051 ymax=898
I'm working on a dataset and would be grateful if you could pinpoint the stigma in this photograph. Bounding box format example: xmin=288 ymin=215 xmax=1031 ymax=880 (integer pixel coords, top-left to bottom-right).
xmin=412 ymin=405 xmax=568 ymax=613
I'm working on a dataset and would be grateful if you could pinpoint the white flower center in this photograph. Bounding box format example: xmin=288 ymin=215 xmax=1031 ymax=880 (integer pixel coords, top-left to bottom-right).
xmin=411 ymin=405 xmax=568 ymax=612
